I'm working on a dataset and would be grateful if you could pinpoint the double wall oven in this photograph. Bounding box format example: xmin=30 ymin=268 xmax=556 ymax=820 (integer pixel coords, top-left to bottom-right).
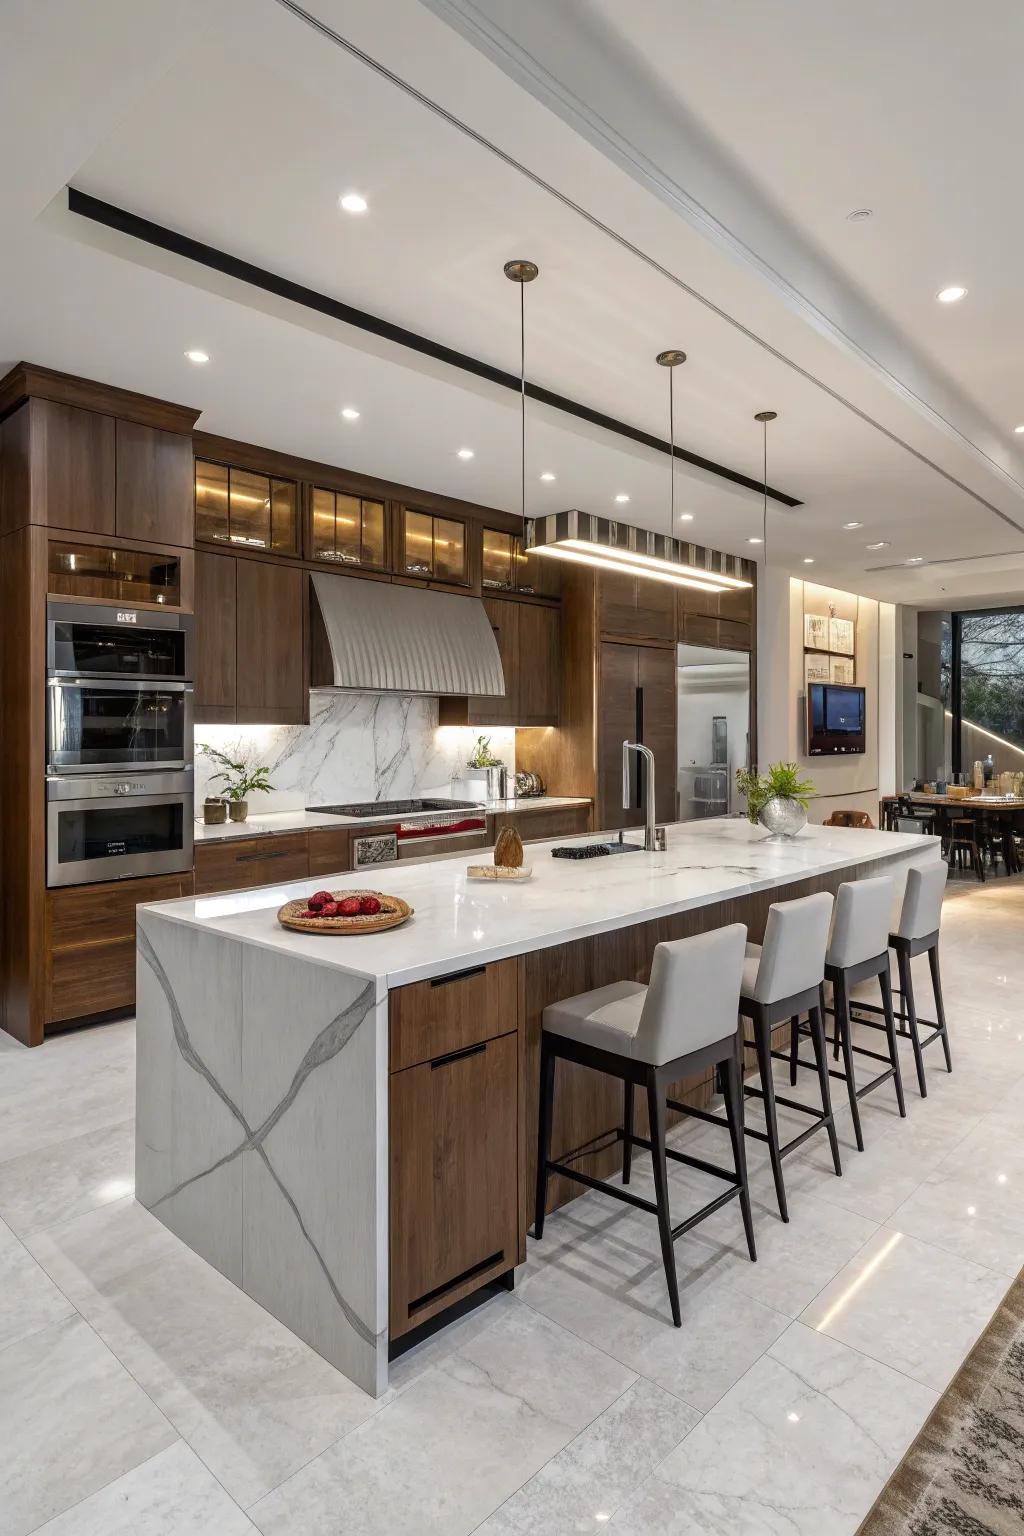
xmin=46 ymin=602 xmax=195 ymax=887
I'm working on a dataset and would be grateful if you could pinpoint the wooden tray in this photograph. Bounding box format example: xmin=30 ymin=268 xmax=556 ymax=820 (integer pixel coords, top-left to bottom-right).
xmin=277 ymin=890 xmax=413 ymax=935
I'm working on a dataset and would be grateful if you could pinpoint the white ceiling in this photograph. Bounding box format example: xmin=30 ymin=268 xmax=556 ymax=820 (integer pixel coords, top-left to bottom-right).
xmin=1 ymin=0 xmax=1023 ymax=607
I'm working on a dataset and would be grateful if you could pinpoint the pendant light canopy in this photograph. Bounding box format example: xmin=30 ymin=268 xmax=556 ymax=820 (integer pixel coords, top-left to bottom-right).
xmin=524 ymin=325 xmax=752 ymax=593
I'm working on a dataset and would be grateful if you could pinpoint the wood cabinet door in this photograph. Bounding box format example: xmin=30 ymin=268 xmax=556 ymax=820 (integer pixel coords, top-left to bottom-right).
xmin=389 ymin=1030 xmax=518 ymax=1338
xmin=474 ymin=596 xmax=519 ymax=724
xmin=599 ymin=571 xmax=674 ymax=643
xmin=639 ymin=644 xmax=678 ymax=824
xmin=193 ymin=833 xmax=310 ymax=895
xmin=115 ymin=422 xmax=194 ymax=547
xmin=516 ymin=602 xmax=560 ymax=725
xmin=597 ymin=641 xmax=641 ymax=830
xmin=492 ymin=804 xmax=591 ymax=844
xmin=597 ymin=570 xmax=638 ymax=639
xmin=193 ymin=551 xmax=236 ymax=722
xmin=234 ymin=559 xmax=307 ymax=723
xmin=32 ymin=399 xmax=115 ymax=535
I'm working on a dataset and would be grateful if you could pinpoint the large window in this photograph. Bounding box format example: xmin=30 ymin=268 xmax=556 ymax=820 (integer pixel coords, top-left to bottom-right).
xmin=952 ymin=607 xmax=1024 ymax=775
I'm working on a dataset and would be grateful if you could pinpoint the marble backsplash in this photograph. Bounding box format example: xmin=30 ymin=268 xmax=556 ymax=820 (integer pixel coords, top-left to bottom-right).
xmin=193 ymin=692 xmax=515 ymax=809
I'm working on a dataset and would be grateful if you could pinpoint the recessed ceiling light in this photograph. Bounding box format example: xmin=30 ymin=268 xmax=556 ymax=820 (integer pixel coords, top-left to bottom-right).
xmin=679 ymin=512 xmax=694 ymax=522
xmin=747 ymin=536 xmax=763 ymax=545
xmin=905 ymin=556 xmax=925 ymax=564
xmin=846 ymin=208 xmax=873 ymax=222
xmin=457 ymin=447 xmax=474 ymax=460
xmin=866 ymin=540 xmax=890 ymax=551
xmin=842 ymin=521 xmax=863 ymax=530
xmin=540 ymin=472 xmax=556 ymax=482
xmin=936 ymin=285 xmax=967 ymax=303
xmin=803 ymin=557 xmax=815 ymax=564
xmin=1015 ymin=425 xmax=1024 ymax=435
xmin=340 ymin=407 xmax=360 ymax=421
xmin=615 ymin=493 xmax=630 ymax=504
xmin=184 ymin=349 xmax=209 ymax=364
xmin=339 ymin=192 xmax=368 ymax=214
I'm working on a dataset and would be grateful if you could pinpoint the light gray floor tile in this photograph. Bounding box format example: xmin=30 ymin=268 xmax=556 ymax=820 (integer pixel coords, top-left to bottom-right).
xmin=0 ymin=1313 xmax=175 ymax=1536
xmin=0 ymin=1118 xmax=134 ymax=1237
xmin=0 ymin=1213 xmax=74 ymax=1349
xmin=33 ymin=1441 xmax=256 ymax=1534
xmin=250 ymin=1302 xmax=634 ymax=1536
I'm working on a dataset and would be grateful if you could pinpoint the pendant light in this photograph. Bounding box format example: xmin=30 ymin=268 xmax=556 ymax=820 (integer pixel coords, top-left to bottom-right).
xmin=754 ymin=410 xmax=777 ymax=562
xmin=503 ymin=259 xmax=539 ymax=528
xmin=522 ymin=324 xmax=751 ymax=593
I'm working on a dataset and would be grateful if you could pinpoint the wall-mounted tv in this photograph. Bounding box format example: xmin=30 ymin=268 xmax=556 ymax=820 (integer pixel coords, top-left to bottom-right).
xmin=806 ymin=683 xmax=866 ymax=756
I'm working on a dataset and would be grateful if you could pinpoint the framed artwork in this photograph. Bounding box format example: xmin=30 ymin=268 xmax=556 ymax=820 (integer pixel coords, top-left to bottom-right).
xmin=829 ymin=616 xmax=855 ymax=656
xmin=804 ymin=613 xmax=829 ymax=651
xmin=829 ymin=655 xmax=855 ymax=684
xmin=805 ymin=652 xmax=830 ymax=684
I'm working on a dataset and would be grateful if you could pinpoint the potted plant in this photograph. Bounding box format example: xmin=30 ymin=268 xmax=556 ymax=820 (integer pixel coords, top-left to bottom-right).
xmin=461 ymin=734 xmax=507 ymax=800
xmin=200 ymin=745 xmax=274 ymax=824
xmin=736 ymin=762 xmax=815 ymax=838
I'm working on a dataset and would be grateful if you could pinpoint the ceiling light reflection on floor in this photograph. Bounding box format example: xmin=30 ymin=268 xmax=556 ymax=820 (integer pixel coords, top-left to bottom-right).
xmin=97 ymin=1178 xmax=134 ymax=1201
xmin=815 ymin=1231 xmax=903 ymax=1333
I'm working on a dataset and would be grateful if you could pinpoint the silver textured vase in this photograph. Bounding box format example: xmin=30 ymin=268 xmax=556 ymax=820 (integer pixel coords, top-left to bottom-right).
xmin=758 ymin=796 xmax=808 ymax=838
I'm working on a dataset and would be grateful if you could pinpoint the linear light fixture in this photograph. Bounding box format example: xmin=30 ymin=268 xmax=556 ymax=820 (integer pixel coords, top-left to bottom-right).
xmin=525 ymin=512 xmax=751 ymax=592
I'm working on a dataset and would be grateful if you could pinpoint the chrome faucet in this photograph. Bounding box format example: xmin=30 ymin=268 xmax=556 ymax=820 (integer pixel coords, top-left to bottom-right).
xmin=622 ymin=740 xmax=666 ymax=852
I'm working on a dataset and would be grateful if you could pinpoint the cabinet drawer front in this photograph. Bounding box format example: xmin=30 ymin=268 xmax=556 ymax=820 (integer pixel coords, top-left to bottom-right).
xmin=496 ymin=806 xmax=590 ymax=843
xmin=389 ymin=1031 xmax=518 ymax=1338
xmin=389 ymin=957 xmax=518 ymax=1073
xmin=46 ymin=873 xmax=194 ymax=949
xmin=194 ymin=833 xmax=309 ymax=894
xmin=47 ymin=940 xmax=135 ymax=1023
xmin=307 ymin=827 xmax=352 ymax=877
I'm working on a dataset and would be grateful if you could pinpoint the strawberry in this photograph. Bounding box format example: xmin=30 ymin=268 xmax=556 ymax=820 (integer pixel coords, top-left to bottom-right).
xmin=308 ymin=890 xmax=334 ymax=911
xmin=359 ymin=895 xmax=381 ymax=916
xmin=318 ymin=901 xmax=339 ymax=918
xmin=338 ymin=896 xmax=362 ymax=917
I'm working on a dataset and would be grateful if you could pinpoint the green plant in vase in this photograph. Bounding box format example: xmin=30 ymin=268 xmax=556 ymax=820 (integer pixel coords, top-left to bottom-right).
xmin=466 ymin=734 xmax=503 ymax=769
xmin=200 ymin=745 xmax=274 ymax=824
xmin=736 ymin=762 xmax=815 ymax=837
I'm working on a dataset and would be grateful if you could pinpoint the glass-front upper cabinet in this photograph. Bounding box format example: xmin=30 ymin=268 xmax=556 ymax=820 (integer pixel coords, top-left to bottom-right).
xmin=481 ymin=527 xmax=560 ymax=597
xmin=194 ymin=459 xmax=299 ymax=555
xmin=310 ymin=487 xmax=387 ymax=569
xmin=399 ymin=507 xmax=468 ymax=585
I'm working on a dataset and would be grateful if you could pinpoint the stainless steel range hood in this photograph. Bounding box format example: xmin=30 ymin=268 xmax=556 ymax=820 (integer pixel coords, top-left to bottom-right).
xmin=310 ymin=572 xmax=505 ymax=697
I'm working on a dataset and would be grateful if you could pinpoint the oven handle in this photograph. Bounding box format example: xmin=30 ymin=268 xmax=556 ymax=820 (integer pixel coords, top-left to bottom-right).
xmin=47 ymin=677 xmax=193 ymax=692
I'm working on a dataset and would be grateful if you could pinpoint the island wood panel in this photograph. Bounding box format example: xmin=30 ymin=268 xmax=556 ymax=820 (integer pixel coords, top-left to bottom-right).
xmin=518 ymin=854 xmax=911 ymax=1234
xmin=389 ymin=1029 xmax=519 ymax=1339
xmin=389 ymin=957 xmax=518 ymax=1073
xmin=115 ymin=420 xmax=194 ymax=547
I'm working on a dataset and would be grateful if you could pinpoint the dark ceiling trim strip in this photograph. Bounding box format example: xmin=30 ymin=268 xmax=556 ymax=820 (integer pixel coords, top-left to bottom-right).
xmin=67 ymin=185 xmax=800 ymax=508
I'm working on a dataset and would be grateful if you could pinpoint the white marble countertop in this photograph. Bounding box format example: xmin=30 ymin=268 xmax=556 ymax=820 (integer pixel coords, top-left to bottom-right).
xmin=151 ymin=819 xmax=937 ymax=989
xmin=192 ymin=796 xmax=591 ymax=841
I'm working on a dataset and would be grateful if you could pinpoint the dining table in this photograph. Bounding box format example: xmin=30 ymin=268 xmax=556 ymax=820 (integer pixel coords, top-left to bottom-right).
xmin=880 ymin=792 xmax=1024 ymax=876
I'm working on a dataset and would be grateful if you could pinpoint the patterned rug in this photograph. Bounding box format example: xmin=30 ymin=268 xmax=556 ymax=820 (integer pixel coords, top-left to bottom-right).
xmin=857 ymin=1270 xmax=1024 ymax=1534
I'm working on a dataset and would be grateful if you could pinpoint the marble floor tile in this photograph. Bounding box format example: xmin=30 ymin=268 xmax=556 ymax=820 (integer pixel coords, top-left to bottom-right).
xmin=0 ymin=1213 xmax=74 ymax=1349
xmin=800 ymin=1225 xmax=1010 ymax=1391
xmin=0 ymin=1313 xmax=175 ymax=1536
xmin=33 ymin=1442 xmax=256 ymax=1535
xmin=610 ymin=1323 xmax=937 ymax=1536
xmin=0 ymin=1029 xmax=135 ymax=1164
xmin=26 ymin=1197 xmax=381 ymax=1508
xmin=0 ymin=1118 xmax=134 ymax=1237
xmin=476 ymin=1377 xmax=699 ymax=1534
xmin=888 ymin=1121 xmax=1024 ymax=1275
xmin=250 ymin=1303 xmax=635 ymax=1536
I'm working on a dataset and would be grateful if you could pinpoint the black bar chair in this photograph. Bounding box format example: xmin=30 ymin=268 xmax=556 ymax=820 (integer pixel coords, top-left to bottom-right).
xmin=534 ymin=924 xmax=753 ymax=1328
xmin=948 ymin=813 xmax=985 ymax=880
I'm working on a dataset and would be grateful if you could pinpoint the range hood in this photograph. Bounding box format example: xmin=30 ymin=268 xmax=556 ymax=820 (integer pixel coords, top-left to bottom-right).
xmin=310 ymin=572 xmax=505 ymax=697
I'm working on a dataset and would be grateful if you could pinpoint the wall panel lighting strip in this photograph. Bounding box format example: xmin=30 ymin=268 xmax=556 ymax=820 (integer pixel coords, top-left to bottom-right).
xmin=526 ymin=511 xmax=754 ymax=590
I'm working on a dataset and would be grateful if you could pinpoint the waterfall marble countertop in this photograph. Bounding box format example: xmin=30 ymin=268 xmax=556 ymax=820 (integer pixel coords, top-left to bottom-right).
xmin=147 ymin=819 xmax=938 ymax=991
xmin=192 ymin=796 xmax=591 ymax=841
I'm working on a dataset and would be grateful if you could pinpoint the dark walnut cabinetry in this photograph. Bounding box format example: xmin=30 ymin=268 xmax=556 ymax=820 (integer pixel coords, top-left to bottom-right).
xmin=193 ymin=826 xmax=352 ymax=895
xmin=598 ymin=569 xmax=675 ymax=644
xmin=193 ymin=551 xmax=308 ymax=725
xmin=677 ymin=581 xmax=753 ymax=652
xmin=389 ymin=959 xmax=521 ymax=1338
xmin=597 ymin=642 xmax=676 ymax=830
xmin=438 ymin=596 xmax=560 ymax=729
xmin=490 ymin=803 xmax=591 ymax=842
xmin=481 ymin=527 xmax=560 ymax=598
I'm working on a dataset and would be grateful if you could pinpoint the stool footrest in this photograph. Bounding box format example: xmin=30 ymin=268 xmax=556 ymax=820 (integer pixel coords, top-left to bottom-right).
xmin=746 ymin=1117 xmax=830 ymax=1160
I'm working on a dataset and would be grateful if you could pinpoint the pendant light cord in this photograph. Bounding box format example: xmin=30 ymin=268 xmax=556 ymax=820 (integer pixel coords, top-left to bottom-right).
xmin=520 ymin=278 xmax=526 ymax=524
xmin=668 ymin=367 xmax=675 ymax=538
xmin=762 ymin=418 xmax=768 ymax=563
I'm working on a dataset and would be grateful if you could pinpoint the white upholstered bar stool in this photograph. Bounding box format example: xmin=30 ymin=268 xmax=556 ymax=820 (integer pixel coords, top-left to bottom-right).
xmin=534 ymin=925 xmax=753 ymax=1329
xmin=731 ymin=891 xmax=838 ymax=1223
xmin=850 ymin=861 xmax=951 ymax=1097
xmin=811 ymin=874 xmax=905 ymax=1152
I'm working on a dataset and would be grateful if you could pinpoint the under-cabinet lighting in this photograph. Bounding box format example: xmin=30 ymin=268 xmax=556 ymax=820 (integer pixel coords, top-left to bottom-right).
xmin=525 ymin=512 xmax=752 ymax=592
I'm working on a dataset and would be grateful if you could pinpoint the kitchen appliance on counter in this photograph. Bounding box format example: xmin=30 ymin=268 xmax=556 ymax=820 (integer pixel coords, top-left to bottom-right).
xmin=309 ymin=798 xmax=488 ymax=867
xmin=45 ymin=601 xmax=195 ymax=885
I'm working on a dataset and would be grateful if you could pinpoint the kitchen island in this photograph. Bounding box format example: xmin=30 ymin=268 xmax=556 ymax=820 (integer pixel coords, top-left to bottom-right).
xmin=135 ymin=819 xmax=940 ymax=1395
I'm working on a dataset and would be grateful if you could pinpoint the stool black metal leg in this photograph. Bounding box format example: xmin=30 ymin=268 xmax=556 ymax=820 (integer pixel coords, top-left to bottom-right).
xmin=879 ymin=966 xmax=906 ymax=1118
xmin=789 ymin=1014 xmax=800 ymax=1086
xmin=646 ymin=1068 xmax=682 ymax=1326
xmin=897 ymin=947 xmax=927 ymax=1097
xmin=834 ymin=971 xmax=864 ymax=1152
xmin=753 ymin=1021 xmax=789 ymax=1222
xmin=928 ymin=944 xmax=953 ymax=1073
xmin=622 ymin=1081 xmax=634 ymax=1185
xmin=723 ymin=1049 xmax=756 ymax=1262
xmin=534 ymin=1039 xmax=556 ymax=1239
xmin=810 ymin=996 xmax=842 ymax=1177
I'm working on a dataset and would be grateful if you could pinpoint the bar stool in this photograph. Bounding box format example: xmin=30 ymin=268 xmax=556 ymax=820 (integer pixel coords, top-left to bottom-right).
xmin=948 ymin=815 xmax=985 ymax=881
xmin=731 ymin=892 xmax=838 ymax=1224
xmin=534 ymin=924 xmax=753 ymax=1328
xmin=851 ymin=861 xmax=951 ymax=1096
xmin=804 ymin=875 xmax=905 ymax=1153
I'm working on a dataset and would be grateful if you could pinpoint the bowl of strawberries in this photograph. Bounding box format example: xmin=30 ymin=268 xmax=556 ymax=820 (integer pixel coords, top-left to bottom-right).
xmin=277 ymin=889 xmax=413 ymax=935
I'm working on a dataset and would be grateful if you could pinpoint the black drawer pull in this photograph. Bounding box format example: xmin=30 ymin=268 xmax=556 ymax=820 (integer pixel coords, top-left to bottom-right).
xmin=430 ymin=1041 xmax=486 ymax=1071
xmin=237 ymin=848 xmax=291 ymax=863
xmin=408 ymin=1250 xmax=505 ymax=1317
xmin=429 ymin=965 xmax=486 ymax=988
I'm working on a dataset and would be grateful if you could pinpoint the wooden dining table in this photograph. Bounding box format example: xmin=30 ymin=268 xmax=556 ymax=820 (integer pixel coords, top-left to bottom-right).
xmin=880 ymin=792 xmax=1024 ymax=876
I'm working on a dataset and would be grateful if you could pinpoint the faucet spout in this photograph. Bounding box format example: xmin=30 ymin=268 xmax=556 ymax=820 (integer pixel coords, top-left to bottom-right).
xmin=622 ymin=740 xmax=663 ymax=852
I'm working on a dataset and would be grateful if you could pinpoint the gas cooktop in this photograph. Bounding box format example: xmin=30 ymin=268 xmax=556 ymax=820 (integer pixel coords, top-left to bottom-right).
xmin=309 ymin=798 xmax=483 ymax=818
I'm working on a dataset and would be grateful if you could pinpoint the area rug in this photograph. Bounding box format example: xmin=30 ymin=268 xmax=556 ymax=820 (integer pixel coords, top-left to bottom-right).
xmin=857 ymin=1269 xmax=1024 ymax=1534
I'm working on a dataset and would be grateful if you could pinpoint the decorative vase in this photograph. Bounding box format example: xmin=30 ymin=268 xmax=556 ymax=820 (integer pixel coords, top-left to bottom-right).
xmin=758 ymin=796 xmax=808 ymax=838
xmin=228 ymin=800 xmax=249 ymax=823
xmin=203 ymin=798 xmax=227 ymax=826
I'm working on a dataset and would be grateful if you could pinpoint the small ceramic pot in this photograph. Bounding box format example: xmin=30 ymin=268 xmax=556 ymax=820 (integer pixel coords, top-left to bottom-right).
xmin=758 ymin=796 xmax=808 ymax=838
xmin=228 ymin=800 xmax=249 ymax=823
xmin=203 ymin=799 xmax=227 ymax=826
